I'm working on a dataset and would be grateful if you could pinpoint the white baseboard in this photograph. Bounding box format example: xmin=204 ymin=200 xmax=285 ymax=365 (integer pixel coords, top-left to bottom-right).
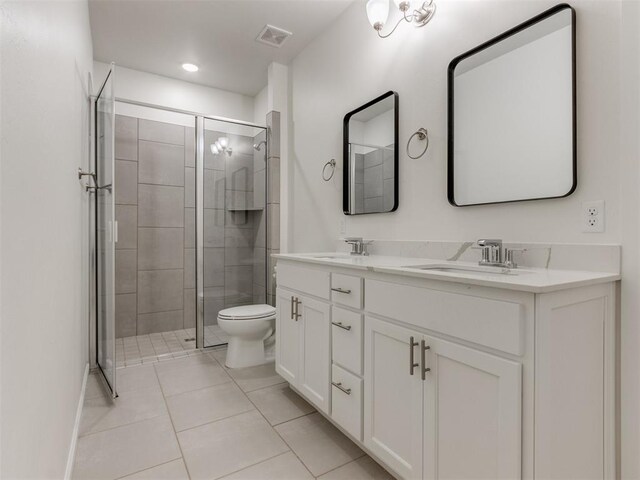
xmin=64 ymin=363 xmax=89 ymax=480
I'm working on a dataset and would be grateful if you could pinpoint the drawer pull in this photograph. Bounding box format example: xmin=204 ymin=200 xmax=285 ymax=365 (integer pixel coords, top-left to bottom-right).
xmin=331 ymin=287 xmax=352 ymax=295
xmin=331 ymin=381 xmax=352 ymax=395
xmin=409 ymin=336 xmax=419 ymax=375
xmin=331 ymin=321 xmax=352 ymax=331
xmin=293 ymin=297 xmax=302 ymax=321
xmin=290 ymin=296 xmax=295 ymax=320
xmin=420 ymin=340 xmax=431 ymax=380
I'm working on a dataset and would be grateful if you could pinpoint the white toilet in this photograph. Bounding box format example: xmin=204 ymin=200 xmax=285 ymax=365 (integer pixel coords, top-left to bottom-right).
xmin=217 ymin=304 xmax=276 ymax=368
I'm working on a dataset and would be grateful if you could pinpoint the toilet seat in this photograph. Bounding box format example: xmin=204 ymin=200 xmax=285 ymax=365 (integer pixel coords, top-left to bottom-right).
xmin=217 ymin=304 xmax=276 ymax=321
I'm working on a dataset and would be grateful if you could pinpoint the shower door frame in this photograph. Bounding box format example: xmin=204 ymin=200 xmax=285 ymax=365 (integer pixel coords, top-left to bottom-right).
xmin=113 ymin=98 xmax=269 ymax=350
xmin=197 ymin=115 xmax=269 ymax=349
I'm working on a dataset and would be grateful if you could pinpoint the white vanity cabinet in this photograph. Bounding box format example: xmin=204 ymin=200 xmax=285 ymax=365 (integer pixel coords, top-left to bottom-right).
xmin=275 ymin=287 xmax=331 ymax=413
xmin=274 ymin=257 xmax=616 ymax=480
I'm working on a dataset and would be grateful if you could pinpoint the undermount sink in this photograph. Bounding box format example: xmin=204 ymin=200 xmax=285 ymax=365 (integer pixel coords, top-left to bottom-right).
xmin=403 ymin=264 xmax=530 ymax=276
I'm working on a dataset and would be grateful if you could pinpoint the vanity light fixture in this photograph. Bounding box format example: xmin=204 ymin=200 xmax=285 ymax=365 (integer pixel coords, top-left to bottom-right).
xmin=210 ymin=136 xmax=232 ymax=156
xmin=366 ymin=0 xmax=436 ymax=38
xmin=182 ymin=63 xmax=199 ymax=72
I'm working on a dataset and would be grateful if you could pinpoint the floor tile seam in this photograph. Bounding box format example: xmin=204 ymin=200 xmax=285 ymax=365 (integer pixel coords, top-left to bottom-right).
xmin=152 ymin=362 xmax=194 ymax=479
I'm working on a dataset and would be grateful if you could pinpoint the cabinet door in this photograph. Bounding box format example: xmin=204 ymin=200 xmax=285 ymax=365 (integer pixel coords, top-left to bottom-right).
xmin=275 ymin=288 xmax=299 ymax=385
xmin=364 ymin=316 xmax=423 ymax=480
xmin=298 ymin=295 xmax=331 ymax=413
xmin=423 ymin=336 xmax=521 ymax=480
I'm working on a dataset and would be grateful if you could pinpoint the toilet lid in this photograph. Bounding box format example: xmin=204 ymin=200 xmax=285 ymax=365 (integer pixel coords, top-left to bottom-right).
xmin=218 ymin=304 xmax=276 ymax=320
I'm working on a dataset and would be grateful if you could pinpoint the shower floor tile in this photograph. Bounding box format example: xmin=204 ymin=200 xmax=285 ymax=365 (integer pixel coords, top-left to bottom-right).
xmin=117 ymin=328 xmax=220 ymax=367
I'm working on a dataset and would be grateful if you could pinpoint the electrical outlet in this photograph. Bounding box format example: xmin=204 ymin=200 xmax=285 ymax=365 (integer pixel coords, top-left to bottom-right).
xmin=582 ymin=200 xmax=605 ymax=233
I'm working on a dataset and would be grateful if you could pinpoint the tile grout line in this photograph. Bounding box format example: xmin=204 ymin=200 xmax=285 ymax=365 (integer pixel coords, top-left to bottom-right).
xmin=205 ymin=351 xmax=317 ymax=479
xmin=152 ymin=360 xmax=193 ymax=480
xmin=112 ymin=457 xmax=186 ymax=480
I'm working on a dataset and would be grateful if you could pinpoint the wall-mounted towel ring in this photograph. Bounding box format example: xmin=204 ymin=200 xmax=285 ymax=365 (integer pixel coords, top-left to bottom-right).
xmin=407 ymin=128 xmax=429 ymax=159
xmin=323 ymin=158 xmax=336 ymax=181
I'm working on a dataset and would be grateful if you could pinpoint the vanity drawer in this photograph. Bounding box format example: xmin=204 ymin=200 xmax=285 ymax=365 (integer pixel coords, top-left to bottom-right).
xmin=331 ymin=273 xmax=363 ymax=309
xmin=331 ymin=307 xmax=363 ymax=375
xmin=277 ymin=262 xmax=330 ymax=300
xmin=365 ymin=279 xmax=526 ymax=356
xmin=331 ymin=364 xmax=363 ymax=441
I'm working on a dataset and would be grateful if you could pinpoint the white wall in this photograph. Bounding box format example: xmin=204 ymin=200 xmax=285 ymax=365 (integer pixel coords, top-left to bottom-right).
xmin=94 ymin=61 xmax=255 ymax=123
xmin=0 ymin=1 xmax=94 ymax=478
xmin=254 ymin=85 xmax=268 ymax=125
xmin=288 ymin=1 xmax=639 ymax=476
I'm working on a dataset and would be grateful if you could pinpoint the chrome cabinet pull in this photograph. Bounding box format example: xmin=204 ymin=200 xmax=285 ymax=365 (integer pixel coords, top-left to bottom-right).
xmin=331 ymin=287 xmax=352 ymax=295
xmin=409 ymin=336 xmax=419 ymax=375
xmin=294 ymin=297 xmax=302 ymax=320
xmin=331 ymin=321 xmax=352 ymax=331
xmin=290 ymin=296 xmax=295 ymax=320
xmin=331 ymin=381 xmax=352 ymax=395
xmin=420 ymin=340 xmax=431 ymax=380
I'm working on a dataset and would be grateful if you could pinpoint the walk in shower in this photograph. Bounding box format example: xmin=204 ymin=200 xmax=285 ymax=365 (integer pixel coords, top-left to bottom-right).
xmin=108 ymin=104 xmax=268 ymax=367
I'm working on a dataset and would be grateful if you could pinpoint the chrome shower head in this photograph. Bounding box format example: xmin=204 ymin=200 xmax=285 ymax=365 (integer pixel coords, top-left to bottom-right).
xmin=253 ymin=140 xmax=267 ymax=151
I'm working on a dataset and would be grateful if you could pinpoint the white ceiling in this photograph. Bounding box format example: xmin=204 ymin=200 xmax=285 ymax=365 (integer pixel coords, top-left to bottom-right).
xmin=89 ymin=0 xmax=355 ymax=97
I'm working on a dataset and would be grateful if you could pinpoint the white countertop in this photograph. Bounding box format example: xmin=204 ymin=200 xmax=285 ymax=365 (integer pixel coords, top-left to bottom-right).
xmin=272 ymin=252 xmax=621 ymax=293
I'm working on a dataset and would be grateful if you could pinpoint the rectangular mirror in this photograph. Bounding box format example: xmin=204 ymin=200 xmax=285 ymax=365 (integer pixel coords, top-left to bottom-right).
xmin=448 ymin=4 xmax=576 ymax=207
xmin=343 ymin=91 xmax=398 ymax=215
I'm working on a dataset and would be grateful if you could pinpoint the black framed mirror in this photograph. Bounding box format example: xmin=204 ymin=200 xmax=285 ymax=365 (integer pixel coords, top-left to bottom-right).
xmin=448 ymin=4 xmax=576 ymax=207
xmin=343 ymin=91 xmax=399 ymax=215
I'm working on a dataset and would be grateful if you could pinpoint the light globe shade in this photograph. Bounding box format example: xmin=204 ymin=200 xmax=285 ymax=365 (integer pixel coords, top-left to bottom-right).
xmin=218 ymin=137 xmax=229 ymax=149
xmin=210 ymin=144 xmax=219 ymax=155
xmin=366 ymin=0 xmax=389 ymax=28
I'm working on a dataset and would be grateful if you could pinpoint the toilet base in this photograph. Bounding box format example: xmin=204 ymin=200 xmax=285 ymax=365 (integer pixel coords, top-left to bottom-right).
xmin=225 ymin=334 xmax=272 ymax=368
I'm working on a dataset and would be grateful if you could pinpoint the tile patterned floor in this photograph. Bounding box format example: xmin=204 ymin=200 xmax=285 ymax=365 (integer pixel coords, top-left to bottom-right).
xmin=116 ymin=327 xmax=229 ymax=367
xmin=74 ymin=348 xmax=393 ymax=480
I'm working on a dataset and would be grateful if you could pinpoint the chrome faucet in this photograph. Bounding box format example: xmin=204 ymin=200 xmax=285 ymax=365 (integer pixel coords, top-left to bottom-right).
xmin=476 ymin=239 xmax=526 ymax=269
xmin=344 ymin=237 xmax=373 ymax=256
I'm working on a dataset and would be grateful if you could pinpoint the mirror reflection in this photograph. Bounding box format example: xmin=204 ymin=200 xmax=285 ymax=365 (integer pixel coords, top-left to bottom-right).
xmin=344 ymin=91 xmax=398 ymax=215
xmin=449 ymin=5 xmax=575 ymax=206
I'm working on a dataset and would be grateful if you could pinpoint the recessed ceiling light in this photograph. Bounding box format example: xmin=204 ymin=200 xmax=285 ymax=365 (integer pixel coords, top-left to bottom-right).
xmin=182 ymin=63 xmax=199 ymax=72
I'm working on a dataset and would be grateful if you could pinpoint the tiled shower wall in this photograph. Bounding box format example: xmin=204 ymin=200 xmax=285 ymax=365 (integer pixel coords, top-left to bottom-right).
xmin=353 ymin=148 xmax=394 ymax=213
xmin=114 ymin=115 xmax=195 ymax=338
xmin=114 ymin=114 xmax=274 ymax=338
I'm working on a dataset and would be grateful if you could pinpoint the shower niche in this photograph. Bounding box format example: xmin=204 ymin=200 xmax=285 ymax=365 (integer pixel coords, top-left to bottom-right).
xmin=112 ymin=108 xmax=270 ymax=363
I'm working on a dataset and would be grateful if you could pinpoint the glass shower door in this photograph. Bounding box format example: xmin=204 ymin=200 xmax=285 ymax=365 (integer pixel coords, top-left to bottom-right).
xmin=198 ymin=117 xmax=268 ymax=348
xmin=96 ymin=65 xmax=117 ymax=396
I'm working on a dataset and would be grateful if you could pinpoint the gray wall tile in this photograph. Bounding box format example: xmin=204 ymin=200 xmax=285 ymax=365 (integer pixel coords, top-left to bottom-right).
xmin=116 ymin=293 xmax=137 ymax=338
xmin=184 ymin=208 xmax=195 ymax=248
xmin=115 ymin=205 xmax=137 ymax=250
xmin=139 ymin=119 xmax=184 ymax=146
xmin=137 ymin=269 xmax=183 ymax=314
xmin=203 ymin=287 xmax=225 ymax=325
xmin=225 ymin=247 xmax=254 ymax=266
xmin=364 ymin=196 xmax=383 ymax=212
xmin=183 ymin=289 xmax=196 ymax=329
xmin=268 ymin=204 xmax=280 ymax=250
xmin=138 ymin=184 xmax=184 ymax=227
xmin=203 ymin=209 xmax=224 ymax=247
xmin=364 ymin=149 xmax=383 ymax=168
xmin=383 ymin=150 xmax=395 ymax=179
xmin=364 ymin=164 xmax=383 ymax=198
xmin=138 ymin=228 xmax=184 ymax=270
xmin=115 ymin=160 xmax=138 ymax=205
xmin=383 ymin=178 xmax=395 ymax=211
xmin=225 ymin=225 xmax=255 ymax=248
xmin=227 ymin=153 xmax=253 ymax=192
xmin=137 ymin=310 xmax=184 ymax=335
xmin=204 ymin=169 xmax=224 ymax=208
xmin=115 ymin=250 xmax=137 ymax=294
xmin=185 ymin=127 xmax=196 ymax=167
xmin=204 ymin=248 xmax=224 ymax=287
xmin=115 ymin=115 xmax=138 ymax=161
xmin=253 ymin=169 xmax=265 ymax=209
xmin=267 ymin=157 xmax=280 ymax=205
xmin=225 ymin=210 xmax=253 ymax=229
xmin=138 ymin=140 xmax=185 ymax=186
xmin=266 ymin=111 xmax=280 ymax=159
xmin=185 ymin=167 xmax=195 ymax=208
xmin=224 ymin=266 xmax=253 ymax=306
xmin=184 ymin=249 xmax=196 ymax=289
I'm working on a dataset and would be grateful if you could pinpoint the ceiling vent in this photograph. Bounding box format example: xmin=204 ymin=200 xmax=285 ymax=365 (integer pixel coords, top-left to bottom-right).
xmin=256 ymin=24 xmax=292 ymax=48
